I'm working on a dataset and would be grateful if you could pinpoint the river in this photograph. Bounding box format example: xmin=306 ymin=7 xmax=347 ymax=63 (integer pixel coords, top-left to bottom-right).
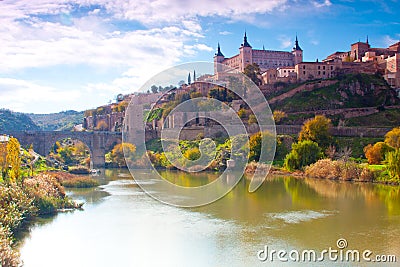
xmin=19 ymin=169 xmax=400 ymax=266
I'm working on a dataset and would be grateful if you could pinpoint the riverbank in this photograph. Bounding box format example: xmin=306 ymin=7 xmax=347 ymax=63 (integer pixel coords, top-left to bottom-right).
xmin=245 ymin=160 xmax=400 ymax=186
xmin=0 ymin=171 xmax=94 ymax=266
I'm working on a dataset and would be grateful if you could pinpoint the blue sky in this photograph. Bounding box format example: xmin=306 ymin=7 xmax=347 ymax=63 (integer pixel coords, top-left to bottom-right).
xmin=0 ymin=0 xmax=399 ymax=114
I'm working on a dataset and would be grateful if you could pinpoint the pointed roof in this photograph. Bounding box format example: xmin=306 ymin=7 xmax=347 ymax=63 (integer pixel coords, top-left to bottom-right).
xmin=215 ymin=42 xmax=224 ymax=57
xmin=293 ymin=35 xmax=302 ymax=51
xmin=243 ymin=31 xmax=251 ymax=47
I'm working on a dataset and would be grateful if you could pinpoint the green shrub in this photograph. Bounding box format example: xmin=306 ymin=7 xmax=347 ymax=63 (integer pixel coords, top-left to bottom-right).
xmin=386 ymin=149 xmax=400 ymax=181
xmin=284 ymin=140 xmax=322 ymax=171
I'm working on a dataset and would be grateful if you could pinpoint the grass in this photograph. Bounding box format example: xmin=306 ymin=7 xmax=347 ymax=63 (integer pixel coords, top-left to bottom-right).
xmin=48 ymin=171 xmax=99 ymax=188
xmin=368 ymin=164 xmax=386 ymax=171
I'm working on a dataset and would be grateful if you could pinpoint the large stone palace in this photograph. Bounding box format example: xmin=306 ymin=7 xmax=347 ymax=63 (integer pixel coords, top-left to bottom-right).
xmin=214 ymin=32 xmax=303 ymax=74
xmin=213 ymin=33 xmax=400 ymax=90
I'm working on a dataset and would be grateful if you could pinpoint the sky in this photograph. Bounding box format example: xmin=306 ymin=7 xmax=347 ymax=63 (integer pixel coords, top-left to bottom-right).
xmin=0 ymin=0 xmax=399 ymax=114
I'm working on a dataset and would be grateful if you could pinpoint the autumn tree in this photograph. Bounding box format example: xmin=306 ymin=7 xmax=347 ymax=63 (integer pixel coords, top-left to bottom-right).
xmin=273 ymin=110 xmax=287 ymax=124
xmin=248 ymin=131 xmax=275 ymax=162
xmin=385 ymin=127 xmax=400 ymax=149
xmin=111 ymin=143 xmax=136 ymax=167
xmin=6 ymin=137 xmax=21 ymax=183
xmin=299 ymin=115 xmax=332 ymax=149
xmin=0 ymin=141 xmax=7 ymax=180
xmin=364 ymin=142 xmax=392 ymax=164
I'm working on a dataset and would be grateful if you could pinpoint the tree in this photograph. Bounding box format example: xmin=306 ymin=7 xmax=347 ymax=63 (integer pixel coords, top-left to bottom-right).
xmin=364 ymin=142 xmax=392 ymax=164
xmin=237 ymin=108 xmax=247 ymax=118
xmin=6 ymin=137 xmax=21 ymax=183
xmin=248 ymin=131 xmax=275 ymax=162
xmin=243 ymin=63 xmax=262 ymax=85
xmin=386 ymin=149 xmax=400 ymax=180
xmin=184 ymin=147 xmax=200 ymax=161
xmin=248 ymin=114 xmax=257 ymax=125
xmin=0 ymin=141 xmax=8 ymax=180
xmin=284 ymin=140 xmax=322 ymax=171
xmin=385 ymin=127 xmax=400 ymax=149
xmin=273 ymin=110 xmax=287 ymax=123
xmin=151 ymin=85 xmax=158 ymax=94
xmin=299 ymin=115 xmax=332 ymax=149
xmin=111 ymin=143 xmax=136 ymax=167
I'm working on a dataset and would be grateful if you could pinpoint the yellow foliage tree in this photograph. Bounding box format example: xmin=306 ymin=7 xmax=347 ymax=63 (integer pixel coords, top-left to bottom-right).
xmin=0 ymin=141 xmax=7 ymax=180
xmin=6 ymin=137 xmax=21 ymax=183
xmin=299 ymin=115 xmax=332 ymax=149
xmin=273 ymin=110 xmax=287 ymax=123
xmin=111 ymin=143 xmax=136 ymax=167
xmin=385 ymin=127 xmax=400 ymax=149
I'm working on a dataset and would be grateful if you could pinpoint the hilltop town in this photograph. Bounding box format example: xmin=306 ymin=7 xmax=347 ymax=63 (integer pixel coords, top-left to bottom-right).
xmin=82 ymin=32 xmax=400 ymax=135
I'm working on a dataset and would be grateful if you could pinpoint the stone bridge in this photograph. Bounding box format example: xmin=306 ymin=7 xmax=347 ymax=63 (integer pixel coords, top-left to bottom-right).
xmin=1 ymin=131 xmax=122 ymax=168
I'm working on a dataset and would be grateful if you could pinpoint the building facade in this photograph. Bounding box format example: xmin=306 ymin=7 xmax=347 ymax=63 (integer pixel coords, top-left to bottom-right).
xmin=214 ymin=32 xmax=303 ymax=75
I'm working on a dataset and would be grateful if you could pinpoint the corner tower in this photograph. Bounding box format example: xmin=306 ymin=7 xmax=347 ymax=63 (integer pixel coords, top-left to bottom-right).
xmin=292 ymin=35 xmax=303 ymax=65
xmin=214 ymin=43 xmax=225 ymax=74
xmin=239 ymin=31 xmax=253 ymax=72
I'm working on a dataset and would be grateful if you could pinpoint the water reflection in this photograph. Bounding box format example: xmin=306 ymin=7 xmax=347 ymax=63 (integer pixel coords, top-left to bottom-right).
xmin=19 ymin=170 xmax=400 ymax=267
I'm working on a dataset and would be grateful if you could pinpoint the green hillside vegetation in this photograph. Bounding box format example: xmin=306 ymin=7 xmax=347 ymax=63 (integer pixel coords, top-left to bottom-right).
xmin=0 ymin=109 xmax=40 ymax=131
xmin=270 ymin=74 xmax=400 ymax=127
xmin=28 ymin=110 xmax=84 ymax=131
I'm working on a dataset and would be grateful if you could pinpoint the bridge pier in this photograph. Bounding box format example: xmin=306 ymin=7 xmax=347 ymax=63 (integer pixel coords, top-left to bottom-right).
xmin=91 ymin=148 xmax=106 ymax=168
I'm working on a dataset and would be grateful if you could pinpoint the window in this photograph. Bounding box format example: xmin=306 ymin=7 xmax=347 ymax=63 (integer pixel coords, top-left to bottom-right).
xmin=323 ymin=66 xmax=326 ymax=70
xmin=318 ymin=66 xmax=320 ymax=70
xmin=318 ymin=71 xmax=321 ymax=75
xmin=323 ymin=71 xmax=325 ymax=75
xmin=303 ymin=71 xmax=306 ymax=75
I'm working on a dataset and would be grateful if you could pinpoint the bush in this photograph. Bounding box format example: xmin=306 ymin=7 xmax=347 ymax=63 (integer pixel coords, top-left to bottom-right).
xmin=284 ymin=140 xmax=322 ymax=171
xmin=61 ymin=177 xmax=99 ymax=188
xmin=305 ymin=159 xmax=375 ymax=182
xmin=0 ymin=225 xmax=20 ymax=267
xmin=0 ymin=184 xmax=36 ymax=231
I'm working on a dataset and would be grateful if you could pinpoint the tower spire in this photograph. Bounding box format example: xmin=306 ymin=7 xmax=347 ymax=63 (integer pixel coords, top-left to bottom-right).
xmin=366 ymin=35 xmax=369 ymax=44
xmin=243 ymin=30 xmax=251 ymax=47
xmin=293 ymin=34 xmax=302 ymax=51
xmin=215 ymin=42 xmax=224 ymax=57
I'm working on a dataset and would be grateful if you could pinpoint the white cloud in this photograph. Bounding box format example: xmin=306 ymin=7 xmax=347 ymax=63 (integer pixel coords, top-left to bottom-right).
xmin=0 ymin=78 xmax=81 ymax=113
xmin=313 ymin=0 xmax=332 ymax=8
xmin=277 ymin=35 xmax=292 ymax=48
xmin=383 ymin=35 xmax=399 ymax=47
xmin=219 ymin=31 xmax=232 ymax=35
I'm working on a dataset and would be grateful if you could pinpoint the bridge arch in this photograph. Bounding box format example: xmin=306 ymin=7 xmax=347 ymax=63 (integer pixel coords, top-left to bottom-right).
xmin=1 ymin=131 xmax=121 ymax=168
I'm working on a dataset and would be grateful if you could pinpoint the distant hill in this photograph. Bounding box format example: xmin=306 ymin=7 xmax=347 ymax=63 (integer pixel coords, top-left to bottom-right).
xmin=27 ymin=110 xmax=84 ymax=131
xmin=0 ymin=109 xmax=40 ymax=131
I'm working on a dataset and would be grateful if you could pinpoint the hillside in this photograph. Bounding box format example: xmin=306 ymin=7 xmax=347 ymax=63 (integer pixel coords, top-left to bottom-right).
xmin=268 ymin=74 xmax=400 ymax=127
xmin=28 ymin=110 xmax=84 ymax=131
xmin=0 ymin=109 xmax=40 ymax=131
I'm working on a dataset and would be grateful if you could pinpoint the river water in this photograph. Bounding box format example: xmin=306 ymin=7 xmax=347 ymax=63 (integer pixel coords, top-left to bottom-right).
xmin=19 ymin=169 xmax=400 ymax=266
